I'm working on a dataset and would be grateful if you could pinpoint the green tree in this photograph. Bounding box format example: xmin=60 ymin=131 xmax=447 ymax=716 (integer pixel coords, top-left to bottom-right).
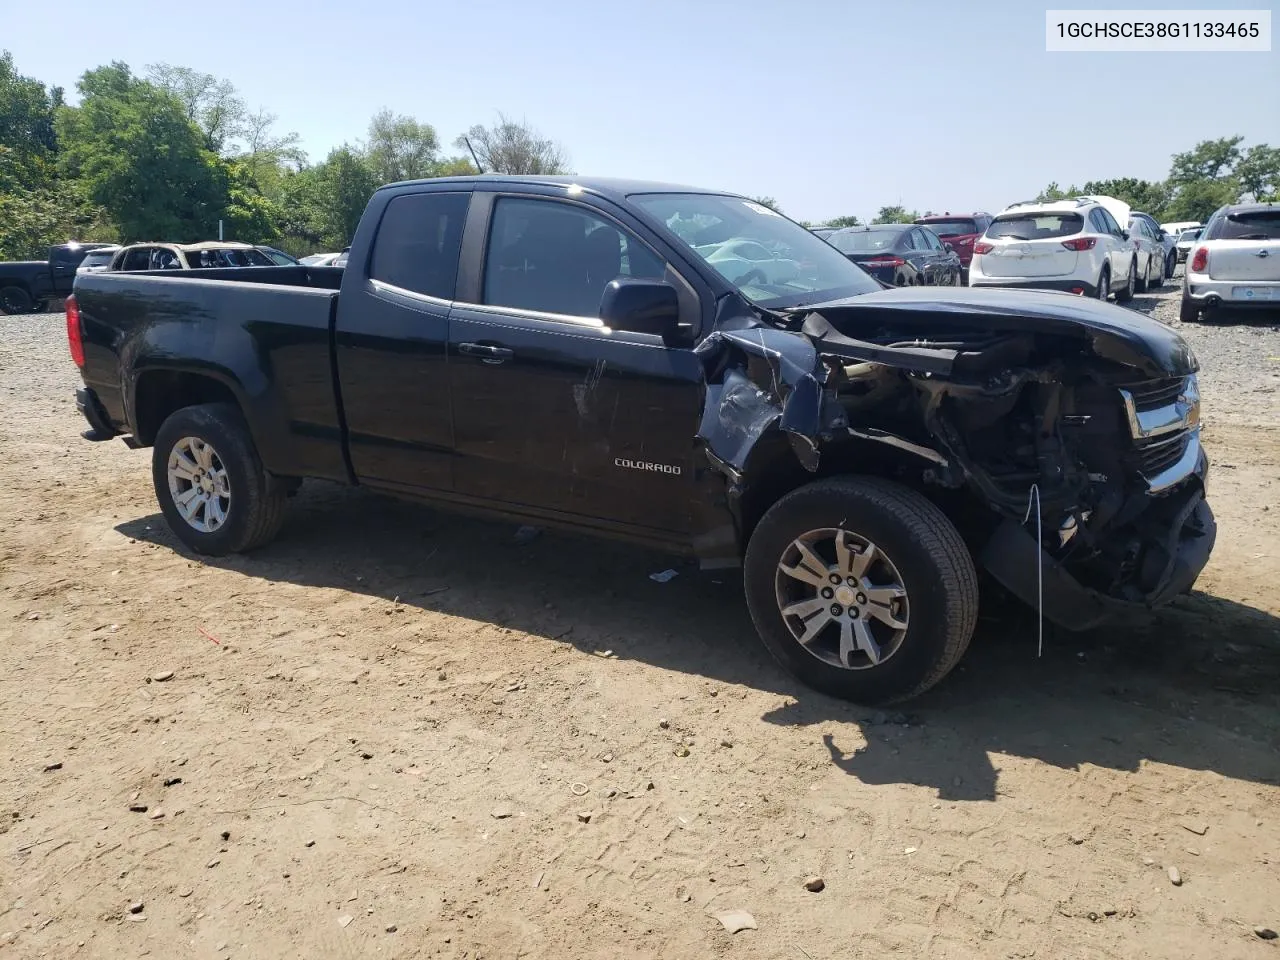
xmin=1168 ymin=136 xmax=1244 ymax=185
xmin=57 ymin=63 xmax=226 ymax=241
xmin=315 ymin=145 xmax=380 ymax=246
xmin=0 ymin=50 xmax=60 ymax=192
xmin=824 ymin=214 xmax=862 ymax=228
xmin=751 ymin=196 xmax=782 ymax=212
xmin=1079 ymin=177 xmax=1169 ymax=215
xmin=1165 ymin=179 xmax=1240 ymax=223
xmin=147 ymin=63 xmax=247 ymax=154
xmin=365 ymin=109 xmax=441 ymax=185
xmin=456 ymin=113 xmax=570 ymax=175
xmin=1236 ymin=144 xmax=1280 ymax=201
xmin=1034 ymin=182 xmax=1082 ymax=202
xmin=435 ymin=155 xmax=479 ymax=177
xmin=874 ymin=205 xmax=919 ymax=224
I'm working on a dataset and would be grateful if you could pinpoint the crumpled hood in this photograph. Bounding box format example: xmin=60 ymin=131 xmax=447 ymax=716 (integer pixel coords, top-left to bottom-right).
xmin=803 ymin=286 xmax=1197 ymax=379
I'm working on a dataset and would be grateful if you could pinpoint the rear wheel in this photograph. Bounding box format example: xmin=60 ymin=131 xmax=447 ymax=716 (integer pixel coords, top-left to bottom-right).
xmin=1096 ymin=268 xmax=1110 ymax=301
xmin=1136 ymin=255 xmax=1150 ymax=293
xmin=1179 ymin=296 xmax=1200 ymax=323
xmin=152 ymin=403 xmax=288 ymax=555
xmin=0 ymin=286 xmax=33 ymax=315
xmin=743 ymin=477 xmax=979 ymax=704
xmin=1115 ymin=259 xmax=1137 ymax=302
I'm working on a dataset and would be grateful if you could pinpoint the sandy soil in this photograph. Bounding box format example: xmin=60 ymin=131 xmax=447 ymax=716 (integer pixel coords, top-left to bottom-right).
xmin=2 ymin=284 xmax=1278 ymax=960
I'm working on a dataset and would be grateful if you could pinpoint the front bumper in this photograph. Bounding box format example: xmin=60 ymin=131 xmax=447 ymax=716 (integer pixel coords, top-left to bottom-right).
xmin=981 ymin=471 xmax=1215 ymax=631
xmin=968 ymin=275 xmax=1098 ymax=298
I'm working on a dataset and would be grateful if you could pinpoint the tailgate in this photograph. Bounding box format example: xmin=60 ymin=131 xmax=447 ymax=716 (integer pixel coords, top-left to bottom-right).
xmin=1206 ymin=240 xmax=1280 ymax=282
xmin=980 ymin=239 xmax=1077 ymax=278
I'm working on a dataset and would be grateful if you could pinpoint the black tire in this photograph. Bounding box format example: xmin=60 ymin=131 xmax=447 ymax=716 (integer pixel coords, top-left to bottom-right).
xmin=1096 ymin=268 xmax=1110 ymax=301
xmin=1115 ymin=259 xmax=1137 ymax=302
xmin=743 ymin=476 xmax=979 ymax=704
xmin=152 ymin=403 xmax=288 ymax=555
xmin=1150 ymin=254 xmax=1165 ymax=289
xmin=1179 ymin=296 xmax=1199 ymax=323
xmin=0 ymin=285 xmax=33 ymax=315
xmin=1136 ymin=255 xmax=1150 ymax=293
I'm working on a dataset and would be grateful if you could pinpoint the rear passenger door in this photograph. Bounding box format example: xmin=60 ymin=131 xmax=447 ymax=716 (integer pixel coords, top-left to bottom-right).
xmin=333 ymin=189 xmax=471 ymax=492
xmin=446 ymin=191 xmax=704 ymax=536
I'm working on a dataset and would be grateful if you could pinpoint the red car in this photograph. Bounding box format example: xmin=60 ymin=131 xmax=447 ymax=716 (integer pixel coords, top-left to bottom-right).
xmin=913 ymin=213 xmax=993 ymax=273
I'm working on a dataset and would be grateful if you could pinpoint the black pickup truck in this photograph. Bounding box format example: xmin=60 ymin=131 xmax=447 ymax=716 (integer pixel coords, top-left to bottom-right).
xmin=67 ymin=176 xmax=1215 ymax=703
xmin=0 ymin=242 xmax=114 ymax=313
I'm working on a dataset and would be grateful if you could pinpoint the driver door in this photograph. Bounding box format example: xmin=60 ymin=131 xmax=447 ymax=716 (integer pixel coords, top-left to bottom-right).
xmin=447 ymin=192 xmax=705 ymax=536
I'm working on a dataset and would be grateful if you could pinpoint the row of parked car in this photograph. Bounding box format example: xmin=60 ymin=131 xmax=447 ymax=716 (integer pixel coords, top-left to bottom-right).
xmin=811 ymin=198 xmax=1277 ymax=321
xmin=0 ymin=241 xmax=354 ymax=314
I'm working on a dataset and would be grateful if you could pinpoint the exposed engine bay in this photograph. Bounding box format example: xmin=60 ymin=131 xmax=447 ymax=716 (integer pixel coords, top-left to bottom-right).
xmin=694 ymin=287 xmax=1217 ymax=629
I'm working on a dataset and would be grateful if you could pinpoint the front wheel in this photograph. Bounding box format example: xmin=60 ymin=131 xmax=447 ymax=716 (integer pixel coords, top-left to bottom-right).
xmin=743 ymin=477 xmax=979 ymax=704
xmin=152 ymin=403 xmax=288 ymax=555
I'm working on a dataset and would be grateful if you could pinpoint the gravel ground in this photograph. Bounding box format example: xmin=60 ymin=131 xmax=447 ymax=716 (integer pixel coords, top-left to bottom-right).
xmin=1 ymin=284 xmax=1278 ymax=960
xmin=1131 ymin=273 xmax=1280 ymax=426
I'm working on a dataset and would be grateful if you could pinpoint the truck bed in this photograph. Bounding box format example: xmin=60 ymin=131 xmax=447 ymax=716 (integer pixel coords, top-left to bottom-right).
xmin=73 ymin=266 xmax=348 ymax=483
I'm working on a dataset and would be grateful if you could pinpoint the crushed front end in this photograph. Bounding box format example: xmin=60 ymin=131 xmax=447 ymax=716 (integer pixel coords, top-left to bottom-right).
xmin=694 ymin=288 xmax=1217 ymax=629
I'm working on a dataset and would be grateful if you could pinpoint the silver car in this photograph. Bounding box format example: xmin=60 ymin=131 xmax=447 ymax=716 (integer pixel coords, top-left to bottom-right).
xmin=1175 ymin=227 xmax=1202 ymax=263
xmin=75 ymin=246 xmax=122 ymax=276
xmin=1180 ymin=203 xmax=1280 ymax=322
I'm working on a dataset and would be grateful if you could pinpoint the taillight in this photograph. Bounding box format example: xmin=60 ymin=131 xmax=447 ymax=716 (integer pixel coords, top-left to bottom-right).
xmin=66 ymin=295 xmax=85 ymax=368
xmin=1061 ymin=237 xmax=1097 ymax=251
xmin=1190 ymin=247 xmax=1208 ymax=272
xmin=863 ymin=257 xmax=905 ymax=268
xmin=973 ymin=242 xmax=994 ymax=255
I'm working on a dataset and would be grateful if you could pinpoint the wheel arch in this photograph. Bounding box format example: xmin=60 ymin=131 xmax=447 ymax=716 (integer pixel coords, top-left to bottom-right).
xmin=130 ymin=368 xmax=248 ymax=447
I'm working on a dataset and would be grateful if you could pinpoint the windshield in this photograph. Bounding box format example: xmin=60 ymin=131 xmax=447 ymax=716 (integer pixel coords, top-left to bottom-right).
xmin=1178 ymin=229 xmax=1201 ymax=241
xmin=630 ymin=193 xmax=880 ymax=308
xmin=987 ymin=213 xmax=1083 ymax=240
xmin=829 ymin=229 xmax=901 ymax=253
xmin=917 ymin=218 xmax=977 ymax=236
xmin=1208 ymin=210 xmax=1280 ymax=241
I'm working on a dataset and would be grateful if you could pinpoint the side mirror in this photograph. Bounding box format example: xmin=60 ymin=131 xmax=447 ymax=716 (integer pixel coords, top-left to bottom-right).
xmin=600 ymin=279 xmax=681 ymax=342
xmin=944 ymin=241 xmax=954 ymax=252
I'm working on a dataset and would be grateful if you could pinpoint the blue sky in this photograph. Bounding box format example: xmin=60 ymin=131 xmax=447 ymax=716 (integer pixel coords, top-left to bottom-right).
xmin=5 ymin=0 xmax=1277 ymax=223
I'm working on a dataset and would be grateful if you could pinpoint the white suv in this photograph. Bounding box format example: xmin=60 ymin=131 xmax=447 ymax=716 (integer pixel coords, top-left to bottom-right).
xmin=1180 ymin=202 xmax=1280 ymax=322
xmin=968 ymin=197 xmax=1139 ymax=302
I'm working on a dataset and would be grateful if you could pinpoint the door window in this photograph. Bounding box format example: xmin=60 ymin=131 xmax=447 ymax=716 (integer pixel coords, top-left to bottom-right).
xmin=919 ymin=228 xmax=944 ymax=251
xmin=482 ymin=197 xmax=666 ymax=318
xmin=120 ymin=247 xmax=153 ymax=271
xmin=1097 ymin=208 xmax=1124 ymax=236
xmin=369 ymin=192 xmax=471 ymax=299
xmin=151 ymin=248 xmax=182 ymax=270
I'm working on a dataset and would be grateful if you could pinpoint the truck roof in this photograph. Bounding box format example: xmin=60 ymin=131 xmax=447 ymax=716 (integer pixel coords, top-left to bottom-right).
xmin=376 ymin=174 xmax=738 ymax=201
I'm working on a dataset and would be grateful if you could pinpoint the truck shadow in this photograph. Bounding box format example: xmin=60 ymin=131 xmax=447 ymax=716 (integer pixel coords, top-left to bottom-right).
xmin=116 ymin=481 xmax=1280 ymax=802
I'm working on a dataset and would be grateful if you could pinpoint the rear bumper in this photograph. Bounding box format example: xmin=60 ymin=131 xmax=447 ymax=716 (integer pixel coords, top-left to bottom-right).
xmin=1184 ymin=276 xmax=1280 ymax=310
xmin=969 ymin=275 xmax=1098 ymax=297
xmin=75 ymin=388 xmax=118 ymax=440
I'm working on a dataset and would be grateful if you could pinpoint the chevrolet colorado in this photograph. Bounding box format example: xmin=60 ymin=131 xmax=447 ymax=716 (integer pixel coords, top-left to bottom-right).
xmin=67 ymin=176 xmax=1215 ymax=703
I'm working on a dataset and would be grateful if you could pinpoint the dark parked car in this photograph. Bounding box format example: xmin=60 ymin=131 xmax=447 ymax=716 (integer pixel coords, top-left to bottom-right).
xmin=827 ymin=223 xmax=962 ymax=286
xmin=913 ymin=213 xmax=993 ymax=273
xmin=0 ymin=242 xmax=115 ymax=313
xmin=68 ymin=175 xmax=1213 ymax=705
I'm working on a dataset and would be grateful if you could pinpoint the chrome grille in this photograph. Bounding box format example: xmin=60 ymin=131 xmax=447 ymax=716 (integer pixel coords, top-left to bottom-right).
xmin=1135 ymin=431 xmax=1190 ymax=477
xmin=1118 ymin=374 xmax=1202 ymax=492
xmin=1123 ymin=376 xmax=1185 ymax=410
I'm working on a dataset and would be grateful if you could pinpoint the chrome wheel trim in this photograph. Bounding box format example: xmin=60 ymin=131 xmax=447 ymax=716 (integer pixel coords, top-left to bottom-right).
xmin=167 ymin=436 xmax=231 ymax=534
xmin=774 ymin=527 xmax=910 ymax=670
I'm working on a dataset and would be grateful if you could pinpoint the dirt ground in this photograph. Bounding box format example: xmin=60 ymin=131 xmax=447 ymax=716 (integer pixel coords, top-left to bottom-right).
xmin=2 ymin=283 xmax=1278 ymax=960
